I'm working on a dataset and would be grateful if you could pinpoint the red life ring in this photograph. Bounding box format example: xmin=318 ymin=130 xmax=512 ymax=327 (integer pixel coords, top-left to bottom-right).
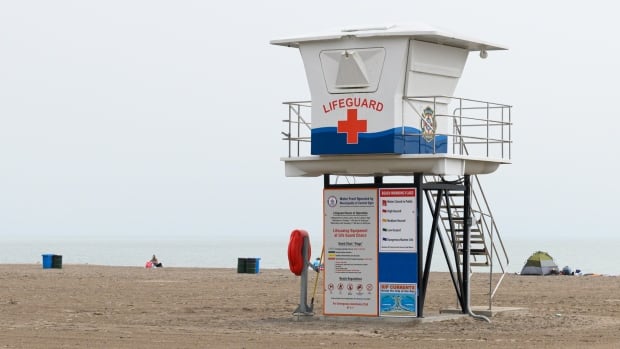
xmin=288 ymin=229 xmax=311 ymax=276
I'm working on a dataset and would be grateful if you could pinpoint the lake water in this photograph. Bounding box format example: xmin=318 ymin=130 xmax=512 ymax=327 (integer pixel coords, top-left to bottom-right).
xmin=2 ymin=235 xmax=618 ymax=275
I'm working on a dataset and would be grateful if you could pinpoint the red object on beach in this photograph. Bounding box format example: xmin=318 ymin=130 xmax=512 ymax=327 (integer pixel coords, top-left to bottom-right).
xmin=288 ymin=229 xmax=311 ymax=276
xmin=145 ymin=261 xmax=153 ymax=269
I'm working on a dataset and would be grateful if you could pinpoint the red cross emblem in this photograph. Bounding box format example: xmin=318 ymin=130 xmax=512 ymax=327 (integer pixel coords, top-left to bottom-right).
xmin=337 ymin=109 xmax=367 ymax=144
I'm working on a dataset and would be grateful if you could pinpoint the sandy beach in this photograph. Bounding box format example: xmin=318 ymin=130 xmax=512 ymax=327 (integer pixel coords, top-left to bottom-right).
xmin=1 ymin=264 xmax=619 ymax=348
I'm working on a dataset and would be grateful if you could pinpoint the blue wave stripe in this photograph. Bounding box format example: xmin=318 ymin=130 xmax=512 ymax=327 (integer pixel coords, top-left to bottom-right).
xmin=311 ymin=127 xmax=447 ymax=155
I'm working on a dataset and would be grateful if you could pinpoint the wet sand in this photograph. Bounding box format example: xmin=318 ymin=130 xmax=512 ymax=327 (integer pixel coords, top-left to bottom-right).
xmin=1 ymin=264 xmax=619 ymax=348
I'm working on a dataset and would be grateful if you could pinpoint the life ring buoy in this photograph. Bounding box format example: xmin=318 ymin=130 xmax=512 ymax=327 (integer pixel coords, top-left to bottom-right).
xmin=288 ymin=229 xmax=311 ymax=276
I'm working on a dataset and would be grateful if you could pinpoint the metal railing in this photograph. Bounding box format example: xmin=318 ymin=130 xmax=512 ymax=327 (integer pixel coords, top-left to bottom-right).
xmin=281 ymin=101 xmax=311 ymax=157
xmin=281 ymin=96 xmax=512 ymax=161
xmin=403 ymin=96 xmax=512 ymax=160
xmin=426 ymin=172 xmax=510 ymax=310
xmin=470 ymin=174 xmax=510 ymax=304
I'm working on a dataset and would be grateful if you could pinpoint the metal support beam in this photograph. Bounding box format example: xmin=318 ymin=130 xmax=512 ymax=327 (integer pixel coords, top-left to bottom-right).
xmin=414 ymin=173 xmax=424 ymax=317
xmin=424 ymin=190 xmax=463 ymax=309
xmin=420 ymin=189 xmax=443 ymax=314
xmin=443 ymin=189 xmax=465 ymax=310
xmin=462 ymin=174 xmax=472 ymax=313
xmin=442 ymin=190 xmax=464 ymax=309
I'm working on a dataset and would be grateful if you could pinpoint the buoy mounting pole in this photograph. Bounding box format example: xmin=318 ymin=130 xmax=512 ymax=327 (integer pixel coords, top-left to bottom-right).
xmin=293 ymin=235 xmax=313 ymax=316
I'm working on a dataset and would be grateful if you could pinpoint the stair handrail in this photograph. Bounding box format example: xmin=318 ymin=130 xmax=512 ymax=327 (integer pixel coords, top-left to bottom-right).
xmin=451 ymin=109 xmax=510 ymax=279
xmin=450 ymin=103 xmax=510 ymax=304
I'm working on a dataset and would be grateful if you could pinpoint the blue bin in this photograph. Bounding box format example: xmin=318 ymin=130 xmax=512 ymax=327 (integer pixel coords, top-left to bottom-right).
xmin=42 ymin=254 xmax=54 ymax=269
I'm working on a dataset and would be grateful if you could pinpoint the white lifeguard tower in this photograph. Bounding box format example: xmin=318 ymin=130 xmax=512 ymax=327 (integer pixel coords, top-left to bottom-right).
xmin=272 ymin=24 xmax=511 ymax=319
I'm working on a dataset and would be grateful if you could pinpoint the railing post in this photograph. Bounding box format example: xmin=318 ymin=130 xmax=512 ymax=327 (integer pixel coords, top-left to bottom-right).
xmin=433 ymin=97 xmax=437 ymax=154
xmin=489 ymin=216 xmax=494 ymax=310
xmin=296 ymin=104 xmax=301 ymax=157
xmin=287 ymin=104 xmax=292 ymax=158
xmin=486 ymin=102 xmax=490 ymax=157
xmin=458 ymin=98 xmax=463 ymax=155
xmin=501 ymin=106 xmax=505 ymax=159
xmin=509 ymin=107 xmax=512 ymax=160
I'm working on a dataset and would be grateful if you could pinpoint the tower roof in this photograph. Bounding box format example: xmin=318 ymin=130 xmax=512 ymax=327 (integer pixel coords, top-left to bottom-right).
xmin=270 ymin=23 xmax=507 ymax=51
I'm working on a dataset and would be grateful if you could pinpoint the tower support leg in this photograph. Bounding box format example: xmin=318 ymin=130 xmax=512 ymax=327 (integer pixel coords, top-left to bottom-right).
xmin=461 ymin=174 xmax=471 ymax=313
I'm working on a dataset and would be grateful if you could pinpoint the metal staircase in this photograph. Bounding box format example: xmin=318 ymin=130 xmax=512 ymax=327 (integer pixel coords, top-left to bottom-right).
xmin=421 ymin=97 xmax=511 ymax=310
xmin=424 ymin=174 xmax=509 ymax=310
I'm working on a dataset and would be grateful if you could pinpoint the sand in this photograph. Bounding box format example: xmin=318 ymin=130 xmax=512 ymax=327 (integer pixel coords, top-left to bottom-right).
xmin=0 ymin=264 xmax=619 ymax=348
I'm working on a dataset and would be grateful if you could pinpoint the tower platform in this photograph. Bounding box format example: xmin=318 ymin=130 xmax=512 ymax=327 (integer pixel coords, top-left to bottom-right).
xmin=282 ymin=153 xmax=509 ymax=177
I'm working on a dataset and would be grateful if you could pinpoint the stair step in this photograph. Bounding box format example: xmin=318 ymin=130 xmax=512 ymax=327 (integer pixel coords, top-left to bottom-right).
xmin=431 ymin=192 xmax=464 ymax=197
xmin=453 ymin=228 xmax=481 ymax=232
xmin=457 ymin=248 xmax=487 ymax=255
xmin=454 ymin=233 xmax=484 ymax=238
xmin=441 ymin=212 xmax=477 ymax=220
xmin=441 ymin=204 xmax=465 ymax=209
xmin=441 ymin=217 xmax=478 ymax=222
xmin=454 ymin=239 xmax=484 ymax=243
xmin=455 ymin=232 xmax=484 ymax=238
xmin=455 ymin=260 xmax=490 ymax=267
xmin=454 ymin=234 xmax=484 ymax=239
xmin=441 ymin=216 xmax=465 ymax=220
xmin=469 ymin=262 xmax=490 ymax=267
xmin=455 ymin=240 xmax=484 ymax=246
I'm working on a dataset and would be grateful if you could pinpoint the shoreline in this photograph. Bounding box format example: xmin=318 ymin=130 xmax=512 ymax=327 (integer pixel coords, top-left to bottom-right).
xmin=18 ymin=263 xmax=620 ymax=277
xmin=4 ymin=236 xmax=620 ymax=275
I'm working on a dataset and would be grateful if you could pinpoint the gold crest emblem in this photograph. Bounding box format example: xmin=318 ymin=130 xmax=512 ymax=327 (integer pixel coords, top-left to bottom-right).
xmin=421 ymin=106 xmax=436 ymax=142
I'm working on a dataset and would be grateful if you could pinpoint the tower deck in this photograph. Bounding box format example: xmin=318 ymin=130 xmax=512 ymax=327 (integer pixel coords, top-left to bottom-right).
xmin=282 ymin=153 xmax=507 ymax=177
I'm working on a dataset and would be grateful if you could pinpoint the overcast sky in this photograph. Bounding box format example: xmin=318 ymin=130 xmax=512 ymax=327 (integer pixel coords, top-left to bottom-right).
xmin=1 ymin=1 xmax=619 ymax=244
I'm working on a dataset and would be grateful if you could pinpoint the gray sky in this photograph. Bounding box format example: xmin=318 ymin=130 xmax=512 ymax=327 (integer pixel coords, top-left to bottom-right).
xmin=1 ymin=0 xmax=619 ymax=243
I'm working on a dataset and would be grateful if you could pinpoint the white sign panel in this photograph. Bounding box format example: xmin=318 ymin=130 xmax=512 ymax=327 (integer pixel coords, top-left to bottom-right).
xmin=324 ymin=188 xmax=378 ymax=316
xmin=379 ymin=189 xmax=417 ymax=252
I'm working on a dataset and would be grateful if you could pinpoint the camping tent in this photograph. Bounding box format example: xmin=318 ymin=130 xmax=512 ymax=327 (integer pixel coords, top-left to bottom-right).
xmin=520 ymin=251 xmax=559 ymax=275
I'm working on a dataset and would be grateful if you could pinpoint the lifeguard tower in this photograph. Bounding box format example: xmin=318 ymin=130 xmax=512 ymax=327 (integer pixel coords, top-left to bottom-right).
xmin=272 ymin=24 xmax=511 ymax=319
